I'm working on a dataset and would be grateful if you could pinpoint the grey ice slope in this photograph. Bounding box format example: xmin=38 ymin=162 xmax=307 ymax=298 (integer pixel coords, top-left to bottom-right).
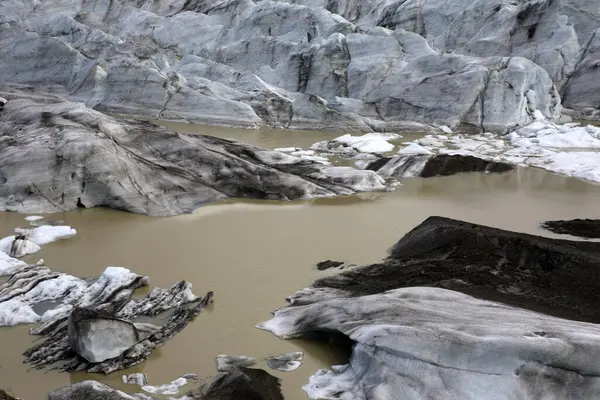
xmin=0 ymin=91 xmax=385 ymax=216
xmin=259 ymin=216 xmax=600 ymax=399
xmin=0 ymin=0 xmax=577 ymax=131
xmin=260 ymin=286 xmax=600 ymax=400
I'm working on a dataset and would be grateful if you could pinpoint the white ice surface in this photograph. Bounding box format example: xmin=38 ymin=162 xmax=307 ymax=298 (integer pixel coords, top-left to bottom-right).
xmin=142 ymin=377 xmax=188 ymax=395
xmin=389 ymin=121 xmax=600 ymax=183
xmin=122 ymin=373 xmax=148 ymax=386
xmin=0 ymin=235 xmax=41 ymax=257
xmin=0 ymin=225 xmax=77 ymax=258
xmin=0 ymin=266 xmax=140 ymax=327
xmin=14 ymin=225 xmax=77 ymax=246
xmin=0 ymin=251 xmax=28 ymax=276
xmin=398 ymin=143 xmax=433 ymax=155
xmin=24 ymin=216 xmax=44 ymax=222
xmin=311 ymin=133 xmax=400 ymax=155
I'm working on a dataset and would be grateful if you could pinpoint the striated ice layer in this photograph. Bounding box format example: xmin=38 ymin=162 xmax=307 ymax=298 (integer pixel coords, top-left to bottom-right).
xmin=260 ymin=287 xmax=600 ymax=400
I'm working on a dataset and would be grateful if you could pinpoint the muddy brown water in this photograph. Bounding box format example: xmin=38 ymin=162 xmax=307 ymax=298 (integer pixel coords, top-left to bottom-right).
xmin=1 ymin=124 xmax=600 ymax=399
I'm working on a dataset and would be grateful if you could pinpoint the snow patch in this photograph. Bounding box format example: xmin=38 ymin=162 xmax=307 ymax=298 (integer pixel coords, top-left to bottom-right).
xmin=398 ymin=143 xmax=433 ymax=155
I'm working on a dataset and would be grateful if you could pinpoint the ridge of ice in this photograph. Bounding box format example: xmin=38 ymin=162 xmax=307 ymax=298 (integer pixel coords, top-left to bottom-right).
xmin=378 ymin=120 xmax=600 ymax=183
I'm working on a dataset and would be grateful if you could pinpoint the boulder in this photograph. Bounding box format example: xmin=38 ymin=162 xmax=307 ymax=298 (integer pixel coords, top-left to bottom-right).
xmin=0 ymin=91 xmax=385 ymax=216
xmin=541 ymin=219 xmax=600 ymax=239
xmin=68 ymin=308 xmax=141 ymax=363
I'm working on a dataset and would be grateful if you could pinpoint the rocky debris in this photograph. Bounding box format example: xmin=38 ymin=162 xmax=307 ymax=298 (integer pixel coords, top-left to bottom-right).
xmin=0 ymin=258 xmax=212 ymax=373
xmin=48 ymin=381 xmax=147 ymax=400
xmin=365 ymin=154 xmax=514 ymax=179
xmin=50 ymin=367 xmax=282 ymax=400
xmin=189 ymin=367 xmax=284 ymax=400
xmin=0 ymin=0 xmax=567 ymax=132
xmin=68 ymin=308 xmax=145 ymax=363
xmin=122 ymin=373 xmax=148 ymax=387
xmin=542 ymin=219 xmax=600 ymax=239
xmin=259 ymin=217 xmax=600 ymax=399
xmin=0 ymin=92 xmax=386 ymax=216
xmin=266 ymin=352 xmax=303 ymax=372
xmin=0 ymin=225 xmax=77 ymax=258
xmin=0 ymin=390 xmax=18 ymax=400
xmin=316 ymin=260 xmax=344 ymax=271
xmin=216 ymin=355 xmax=258 ymax=372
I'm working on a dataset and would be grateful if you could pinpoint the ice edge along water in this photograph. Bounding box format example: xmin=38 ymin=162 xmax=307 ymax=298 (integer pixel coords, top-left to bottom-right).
xmin=258 ymin=286 xmax=600 ymax=400
xmin=300 ymin=118 xmax=600 ymax=183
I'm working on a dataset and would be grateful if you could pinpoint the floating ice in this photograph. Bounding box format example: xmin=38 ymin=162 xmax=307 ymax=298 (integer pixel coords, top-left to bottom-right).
xmin=311 ymin=133 xmax=400 ymax=155
xmin=25 ymin=216 xmax=44 ymax=222
xmin=0 ymin=225 xmax=77 ymax=258
xmin=15 ymin=225 xmax=77 ymax=246
xmin=266 ymin=352 xmax=303 ymax=372
xmin=142 ymin=377 xmax=189 ymax=396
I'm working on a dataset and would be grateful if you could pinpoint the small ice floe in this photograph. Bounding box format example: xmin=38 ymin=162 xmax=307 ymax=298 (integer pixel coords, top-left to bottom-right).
xmin=24 ymin=215 xmax=44 ymax=222
xmin=310 ymin=133 xmax=401 ymax=156
xmin=122 ymin=373 xmax=148 ymax=386
xmin=142 ymin=376 xmax=189 ymax=396
xmin=216 ymin=355 xmax=258 ymax=372
xmin=0 ymin=225 xmax=76 ymax=258
xmin=266 ymin=352 xmax=304 ymax=372
xmin=274 ymin=147 xmax=302 ymax=153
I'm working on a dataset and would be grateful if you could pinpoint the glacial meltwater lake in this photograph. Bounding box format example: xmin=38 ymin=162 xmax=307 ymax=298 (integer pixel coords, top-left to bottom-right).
xmin=1 ymin=123 xmax=600 ymax=399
